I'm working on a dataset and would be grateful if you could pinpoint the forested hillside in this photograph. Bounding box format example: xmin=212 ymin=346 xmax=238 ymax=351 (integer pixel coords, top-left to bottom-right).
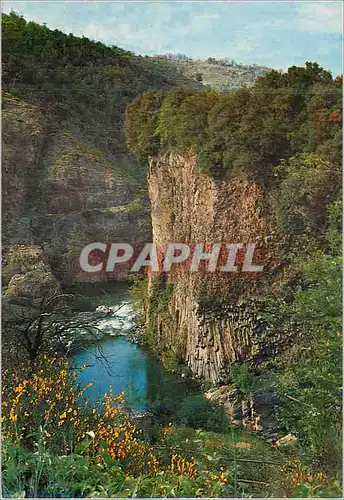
xmin=2 ymin=12 xmax=195 ymax=283
xmin=2 ymin=12 xmax=192 ymax=156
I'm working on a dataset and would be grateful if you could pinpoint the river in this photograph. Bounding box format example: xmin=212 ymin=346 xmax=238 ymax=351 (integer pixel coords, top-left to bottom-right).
xmin=69 ymin=282 xmax=199 ymax=415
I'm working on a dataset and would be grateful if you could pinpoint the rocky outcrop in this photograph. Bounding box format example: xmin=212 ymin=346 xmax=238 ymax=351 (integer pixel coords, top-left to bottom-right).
xmin=4 ymin=244 xmax=61 ymax=302
xmin=153 ymin=55 xmax=270 ymax=90
xmin=205 ymin=385 xmax=280 ymax=433
xmin=146 ymin=153 xmax=285 ymax=383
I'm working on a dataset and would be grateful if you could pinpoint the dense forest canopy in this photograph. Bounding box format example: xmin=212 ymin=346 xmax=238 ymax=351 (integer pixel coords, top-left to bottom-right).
xmin=126 ymin=62 xmax=342 ymax=183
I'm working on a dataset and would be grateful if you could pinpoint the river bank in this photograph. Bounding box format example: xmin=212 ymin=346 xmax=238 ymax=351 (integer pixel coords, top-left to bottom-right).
xmin=66 ymin=281 xmax=201 ymax=422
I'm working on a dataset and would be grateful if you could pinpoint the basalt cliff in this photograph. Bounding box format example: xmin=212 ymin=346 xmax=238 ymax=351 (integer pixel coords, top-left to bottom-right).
xmin=146 ymin=152 xmax=283 ymax=383
xmin=126 ymin=65 xmax=341 ymax=383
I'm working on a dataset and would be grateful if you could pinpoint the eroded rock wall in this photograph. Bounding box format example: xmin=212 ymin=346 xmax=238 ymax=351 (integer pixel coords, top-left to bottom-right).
xmin=147 ymin=153 xmax=285 ymax=383
xmin=2 ymin=93 xmax=151 ymax=283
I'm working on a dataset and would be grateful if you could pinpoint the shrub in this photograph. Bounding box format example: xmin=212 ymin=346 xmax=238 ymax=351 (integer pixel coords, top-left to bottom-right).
xmin=2 ymin=356 xmax=232 ymax=498
xmin=274 ymin=153 xmax=341 ymax=238
xmin=1 ymin=356 xmax=158 ymax=475
xmin=129 ymin=273 xmax=148 ymax=325
xmin=266 ymin=198 xmax=342 ymax=474
xmin=272 ymin=251 xmax=342 ymax=472
xmin=177 ymin=394 xmax=229 ymax=433
xmin=197 ymin=146 xmax=224 ymax=176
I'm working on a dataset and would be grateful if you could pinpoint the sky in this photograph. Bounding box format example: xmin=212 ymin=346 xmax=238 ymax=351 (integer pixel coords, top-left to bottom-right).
xmin=2 ymin=1 xmax=343 ymax=75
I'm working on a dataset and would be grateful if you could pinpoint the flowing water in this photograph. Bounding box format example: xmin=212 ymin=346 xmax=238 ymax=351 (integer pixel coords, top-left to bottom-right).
xmin=69 ymin=282 xmax=198 ymax=414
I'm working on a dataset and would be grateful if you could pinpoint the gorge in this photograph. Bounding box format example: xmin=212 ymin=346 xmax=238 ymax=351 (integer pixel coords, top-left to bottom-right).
xmin=2 ymin=11 xmax=342 ymax=497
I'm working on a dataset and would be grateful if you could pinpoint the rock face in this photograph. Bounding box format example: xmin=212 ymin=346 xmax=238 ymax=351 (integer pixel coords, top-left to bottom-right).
xmin=2 ymin=93 xmax=151 ymax=283
xmin=2 ymin=94 xmax=48 ymax=225
xmin=146 ymin=153 xmax=285 ymax=383
xmin=4 ymin=244 xmax=61 ymax=303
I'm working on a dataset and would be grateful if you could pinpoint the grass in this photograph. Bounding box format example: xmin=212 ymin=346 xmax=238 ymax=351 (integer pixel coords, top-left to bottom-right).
xmin=157 ymin=424 xmax=291 ymax=497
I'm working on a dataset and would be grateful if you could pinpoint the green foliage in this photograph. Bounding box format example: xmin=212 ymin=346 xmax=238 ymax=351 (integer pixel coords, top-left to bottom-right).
xmin=274 ymin=153 xmax=341 ymax=237
xmin=266 ymin=198 xmax=342 ymax=473
xmin=290 ymin=479 xmax=343 ymax=498
xmin=130 ymin=274 xmax=175 ymax=348
xmin=197 ymin=146 xmax=224 ymax=176
xmin=155 ymin=87 xmax=196 ymax=147
xmin=162 ymin=351 xmax=183 ymax=373
xmin=158 ymin=425 xmax=299 ymax=497
xmin=142 ymin=276 xmax=174 ymax=348
xmin=149 ymin=276 xmax=174 ymax=318
xmin=273 ymin=257 xmax=342 ymax=470
xmin=129 ymin=274 xmax=148 ymax=325
xmin=2 ymin=435 xmax=226 ymax=498
xmin=229 ymin=363 xmax=258 ymax=398
xmin=178 ymin=394 xmax=229 ymax=433
xmin=167 ymin=90 xmax=219 ymax=150
xmin=125 ymin=62 xmax=341 ymax=186
xmin=5 ymin=430 xmax=341 ymax=498
xmin=8 ymin=84 xmax=22 ymax=97
xmin=326 ymin=196 xmax=342 ymax=254
xmin=125 ymin=91 xmax=165 ymax=165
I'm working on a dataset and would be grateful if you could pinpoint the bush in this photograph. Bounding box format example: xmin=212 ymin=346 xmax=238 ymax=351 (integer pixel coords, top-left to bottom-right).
xmin=129 ymin=273 xmax=148 ymax=325
xmin=2 ymin=356 xmax=233 ymax=498
xmin=265 ymin=198 xmax=342 ymax=474
xmin=1 ymin=356 xmax=158 ymax=475
xmin=197 ymin=146 xmax=224 ymax=176
xmin=177 ymin=394 xmax=229 ymax=433
xmin=272 ymin=251 xmax=342 ymax=472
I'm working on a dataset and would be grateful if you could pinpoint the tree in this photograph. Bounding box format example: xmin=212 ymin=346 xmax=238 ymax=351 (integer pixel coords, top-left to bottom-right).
xmin=125 ymin=90 xmax=165 ymax=164
xmin=155 ymin=86 xmax=196 ymax=148
xmin=271 ymin=198 xmax=342 ymax=472
xmin=3 ymin=293 xmax=97 ymax=361
xmin=274 ymin=153 xmax=341 ymax=238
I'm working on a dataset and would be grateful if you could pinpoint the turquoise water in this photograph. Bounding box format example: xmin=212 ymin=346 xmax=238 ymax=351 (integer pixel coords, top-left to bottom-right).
xmin=73 ymin=337 xmax=151 ymax=410
xmin=70 ymin=283 xmax=198 ymax=413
